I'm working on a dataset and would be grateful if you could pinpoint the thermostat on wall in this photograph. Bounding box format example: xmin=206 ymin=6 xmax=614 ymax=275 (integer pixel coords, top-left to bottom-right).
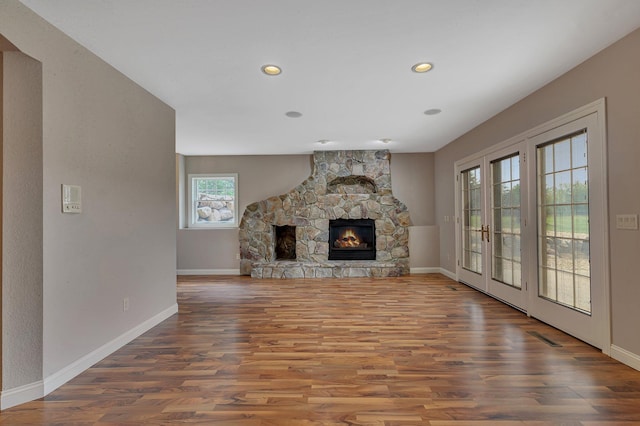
xmin=62 ymin=184 xmax=82 ymax=213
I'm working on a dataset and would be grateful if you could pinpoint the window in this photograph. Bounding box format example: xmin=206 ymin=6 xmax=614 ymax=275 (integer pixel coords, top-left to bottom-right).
xmin=188 ymin=174 xmax=238 ymax=228
xmin=461 ymin=166 xmax=483 ymax=274
xmin=491 ymin=154 xmax=522 ymax=288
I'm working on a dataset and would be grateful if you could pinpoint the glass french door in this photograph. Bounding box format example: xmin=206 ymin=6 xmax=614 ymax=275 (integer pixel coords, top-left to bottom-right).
xmin=457 ymin=160 xmax=487 ymax=291
xmin=526 ymin=112 xmax=608 ymax=349
xmin=455 ymin=103 xmax=609 ymax=350
xmin=486 ymin=145 xmax=527 ymax=309
xmin=456 ymin=144 xmax=527 ymax=310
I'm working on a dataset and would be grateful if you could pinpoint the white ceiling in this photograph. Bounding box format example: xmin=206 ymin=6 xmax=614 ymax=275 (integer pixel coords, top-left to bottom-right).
xmin=19 ymin=0 xmax=640 ymax=155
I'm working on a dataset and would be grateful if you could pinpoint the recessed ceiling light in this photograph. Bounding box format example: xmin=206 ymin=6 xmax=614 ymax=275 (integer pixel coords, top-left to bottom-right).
xmin=261 ymin=64 xmax=282 ymax=76
xmin=285 ymin=111 xmax=303 ymax=118
xmin=411 ymin=62 xmax=433 ymax=73
xmin=379 ymin=138 xmax=392 ymax=144
xmin=424 ymin=108 xmax=442 ymax=115
xmin=317 ymin=139 xmax=331 ymax=145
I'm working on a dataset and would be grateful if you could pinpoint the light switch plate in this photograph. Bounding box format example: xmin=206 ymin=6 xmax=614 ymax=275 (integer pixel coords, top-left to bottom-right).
xmin=62 ymin=184 xmax=82 ymax=213
xmin=616 ymin=214 xmax=638 ymax=230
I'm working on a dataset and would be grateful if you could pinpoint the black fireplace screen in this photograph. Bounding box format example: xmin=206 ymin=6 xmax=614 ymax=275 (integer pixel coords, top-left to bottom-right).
xmin=328 ymin=219 xmax=376 ymax=260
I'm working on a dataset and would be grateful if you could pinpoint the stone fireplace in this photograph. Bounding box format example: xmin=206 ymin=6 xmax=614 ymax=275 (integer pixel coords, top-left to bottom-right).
xmin=328 ymin=219 xmax=376 ymax=260
xmin=239 ymin=150 xmax=410 ymax=278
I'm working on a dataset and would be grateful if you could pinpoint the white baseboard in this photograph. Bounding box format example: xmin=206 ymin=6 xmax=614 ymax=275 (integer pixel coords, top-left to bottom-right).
xmin=611 ymin=345 xmax=640 ymax=372
xmin=177 ymin=269 xmax=240 ymax=275
xmin=438 ymin=268 xmax=457 ymax=281
xmin=1 ymin=380 xmax=44 ymax=410
xmin=410 ymin=267 xmax=442 ymax=274
xmin=43 ymin=303 xmax=178 ymax=395
xmin=1 ymin=303 xmax=178 ymax=410
xmin=409 ymin=267 xmax=457 ymax=281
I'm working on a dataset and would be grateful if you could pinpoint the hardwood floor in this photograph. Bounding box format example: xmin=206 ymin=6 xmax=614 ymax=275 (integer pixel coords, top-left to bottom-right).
xmin=2 ymin=274 xmax=640 ymax=425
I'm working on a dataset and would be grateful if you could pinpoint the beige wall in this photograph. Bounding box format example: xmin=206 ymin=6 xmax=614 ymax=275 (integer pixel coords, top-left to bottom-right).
xmin=177 ymin=154 xmax=311 ymax=272
xmin=177 ymin=152 xmax=439 ymax=271
xmin=435 ymin=28 xmax=640 ymax=359
xmin=2 ymin=51 xmax=43 ymax=390
xmin=0 ymin=46 xmax=3 ymax=394
xmin=1 ymin=0 xmax=177 ymax=405
xmin=391 ymin=153 xmax=440 ymax=269
xmin=390 ymin=153 xmax=435 ymax=226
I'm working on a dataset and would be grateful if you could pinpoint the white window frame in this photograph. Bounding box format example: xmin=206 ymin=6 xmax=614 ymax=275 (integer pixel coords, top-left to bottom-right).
xmin=188 ymin=173 xmax=239 ymax=228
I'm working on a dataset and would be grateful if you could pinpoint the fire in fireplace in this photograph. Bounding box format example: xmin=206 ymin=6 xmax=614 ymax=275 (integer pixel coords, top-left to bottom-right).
xmin=328 ymin=219 xmax=375 ymax=260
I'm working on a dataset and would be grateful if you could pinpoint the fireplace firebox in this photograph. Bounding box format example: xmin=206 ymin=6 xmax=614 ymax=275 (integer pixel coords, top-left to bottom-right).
xmin=274 ymin=225 xmax=296 ymax=260
xmin=328 ymin=219 xmax=375 ymax=260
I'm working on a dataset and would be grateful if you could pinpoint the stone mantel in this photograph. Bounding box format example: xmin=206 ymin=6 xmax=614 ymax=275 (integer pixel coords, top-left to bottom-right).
xmin=239 ymin=150 xmax=411 ymax=278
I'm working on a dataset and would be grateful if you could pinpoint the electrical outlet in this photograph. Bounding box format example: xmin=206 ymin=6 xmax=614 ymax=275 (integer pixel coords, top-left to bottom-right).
xmin=236 ymin=253 xmax=241 ymax=260
xmin=123 ymin=297 xmax=129 ymax=312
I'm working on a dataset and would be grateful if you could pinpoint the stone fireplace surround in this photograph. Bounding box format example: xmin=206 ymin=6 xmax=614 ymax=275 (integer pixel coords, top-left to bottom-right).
xmin=239 ymin=150 xmax=410 ymax=278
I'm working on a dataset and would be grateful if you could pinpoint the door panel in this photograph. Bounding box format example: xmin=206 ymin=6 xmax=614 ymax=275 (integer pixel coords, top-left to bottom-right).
xmin=487 ymin=145 xmax=527 ymax=310
xmin=527 ymin=113 xmax=607 ymax=349
xmin=457 ymin=160 xmax=487 ymax=291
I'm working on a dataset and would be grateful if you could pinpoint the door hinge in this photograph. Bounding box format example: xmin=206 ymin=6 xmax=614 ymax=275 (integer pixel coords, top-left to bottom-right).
xmin=523 ymin=152 xmax=526 ymax=163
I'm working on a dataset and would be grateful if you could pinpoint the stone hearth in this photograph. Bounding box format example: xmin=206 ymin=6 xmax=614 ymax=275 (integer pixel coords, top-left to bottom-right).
xmin=239 ymin=150 xmax=410 ymax=278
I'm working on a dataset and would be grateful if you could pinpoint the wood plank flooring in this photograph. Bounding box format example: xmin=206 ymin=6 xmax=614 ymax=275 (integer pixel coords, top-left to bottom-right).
xmin=2 ymin=274 xmax=640 ymax=425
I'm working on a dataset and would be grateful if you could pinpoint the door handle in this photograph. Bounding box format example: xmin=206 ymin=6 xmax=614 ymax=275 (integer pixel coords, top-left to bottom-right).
xmin=480 ymin=225 xmax=490 ymax=242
